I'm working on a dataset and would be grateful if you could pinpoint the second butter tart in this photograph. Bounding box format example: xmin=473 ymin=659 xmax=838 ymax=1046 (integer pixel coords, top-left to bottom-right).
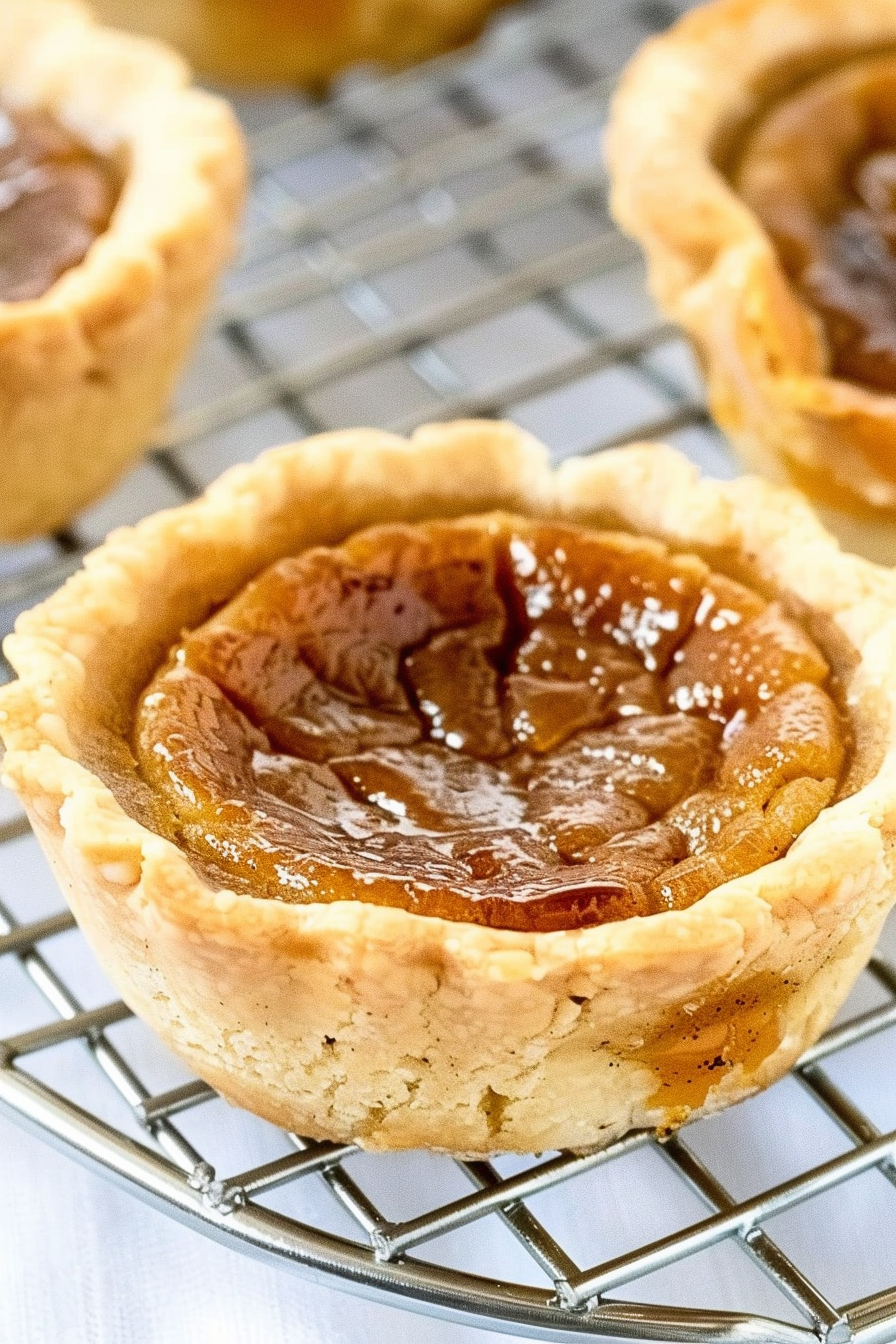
xmin=0 ymin=0 xmax=246 ymax=540
xmin=608 ymin=0 xmax=896 ymax=563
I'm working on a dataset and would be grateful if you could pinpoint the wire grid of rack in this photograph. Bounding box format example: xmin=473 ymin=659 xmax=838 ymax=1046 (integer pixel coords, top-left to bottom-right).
xmin=2 ymin=0 xmax=896 ymax=1339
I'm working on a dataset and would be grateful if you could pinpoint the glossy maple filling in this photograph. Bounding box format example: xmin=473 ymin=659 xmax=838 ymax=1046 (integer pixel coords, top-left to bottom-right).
xmin=737 ymin=56 xmax=896 ymax=397
xmin=0 ymin=104 xmax=118 ymax=303
xmin=134 ymin=515 xmax=849 ymax=932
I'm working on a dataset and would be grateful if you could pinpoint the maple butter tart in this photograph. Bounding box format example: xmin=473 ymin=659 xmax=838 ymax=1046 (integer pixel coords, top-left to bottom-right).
xmin=0 ymin=0 xmax=245 ymax=541
xmin=607 ymin=0 xmax=896 ymax=563
xmin=3 ymin=423 xmax=896 ymax=1155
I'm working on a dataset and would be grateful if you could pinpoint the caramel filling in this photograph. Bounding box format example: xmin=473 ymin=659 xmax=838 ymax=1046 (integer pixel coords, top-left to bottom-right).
xmin=0 ymin=104 xmax=118 ymax=303
xmin=737 ymin=55 xmax=896 ymax=395
xmin=135 ymin=515 xmax=848 ymax=932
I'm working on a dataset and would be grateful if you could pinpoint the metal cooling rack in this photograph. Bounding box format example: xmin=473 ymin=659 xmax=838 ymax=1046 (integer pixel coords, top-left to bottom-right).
xmin=2 ymin=0 xmax=896 ymax=1339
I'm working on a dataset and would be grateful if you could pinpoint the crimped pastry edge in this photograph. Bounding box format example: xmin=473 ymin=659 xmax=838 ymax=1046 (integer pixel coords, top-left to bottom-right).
xmin=0 ymin=0 xmax=246 ymax=540
xmin=2 ymin=420 xmax=896 ymax=1154
xmin=606 ymin=0 xmax=896 ymax=559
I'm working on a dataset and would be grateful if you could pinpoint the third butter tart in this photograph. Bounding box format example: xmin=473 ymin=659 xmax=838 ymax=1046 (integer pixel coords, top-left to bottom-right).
xmin=3 ymin=422 xmax=896 ymax=1154
xmin=86 ymin=0 xmax=511 ymax=88
xmin=0 ymin=0 xmax=246 ymax=541
xmin=607 ymin=0 xmax=896 ymax=564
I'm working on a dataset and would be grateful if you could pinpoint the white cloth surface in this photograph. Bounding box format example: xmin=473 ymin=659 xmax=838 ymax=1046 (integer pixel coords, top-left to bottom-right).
xmin=0 ymin=1114 xmax=541 ymax=1344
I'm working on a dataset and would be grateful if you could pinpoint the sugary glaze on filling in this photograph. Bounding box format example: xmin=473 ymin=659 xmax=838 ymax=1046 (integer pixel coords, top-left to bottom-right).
xmin=0 ymin=104 xmax=118 ymax=303
xmin=736 ymin=54 xmax=896 ymax=397
xmin=134 ymin=515 xmax=849 ymax=932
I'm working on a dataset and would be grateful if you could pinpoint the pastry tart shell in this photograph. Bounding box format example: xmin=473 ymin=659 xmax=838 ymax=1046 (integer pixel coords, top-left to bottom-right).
xmin=0 ymin=0 xmax=246 ymax=542
xmin=87 ymin=0 xmax=510 ymax=88
xmin=606 ymin=0 xmax=896 ymax=564
xmin=3 ymin=422 xmax=896 ymax=1155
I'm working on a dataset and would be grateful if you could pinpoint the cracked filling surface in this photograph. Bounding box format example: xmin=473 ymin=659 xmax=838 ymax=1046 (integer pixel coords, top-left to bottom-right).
xmin=0 ymin=104 xmax=118 ymax=303
xmin=135 ymin=514 xmax=849 ymax=931
xmin=737 ymin=54 xmax=896 ymax=399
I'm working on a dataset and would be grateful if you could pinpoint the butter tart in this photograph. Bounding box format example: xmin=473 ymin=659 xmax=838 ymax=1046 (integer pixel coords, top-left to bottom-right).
xmin=0 ymin=0 xmax=246 ymax=541
xmin=88 ymin=0 xmax=509 ymax=88
xmin=607 ymin=0 xmax=896 ymax=563
xmin=3 ymin=422 xmax=896 ymax=1155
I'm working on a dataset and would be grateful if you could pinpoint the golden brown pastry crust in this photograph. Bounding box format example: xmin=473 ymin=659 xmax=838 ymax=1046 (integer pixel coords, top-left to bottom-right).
xmin=0 ymin=0 xmax=246 ymax=541
xmin=88 ymin=0 xmax=509 ymax=88
xmin=606 ymin=0 xmax=896 ymax=563
xmin=3 ymin=421 xmax=896 ymax=1155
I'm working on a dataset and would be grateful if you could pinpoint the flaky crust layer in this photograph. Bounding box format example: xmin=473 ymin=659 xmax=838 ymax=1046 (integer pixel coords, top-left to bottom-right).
xmin=0 ymin=0 xmax=246 ymax=541
xmin=3 ymin=422 xmax=896 ymax=1154
xmin=606 ymin=0 xmax=896 ymax=563
xmin=88 ymin=0 xmax=509 ymax=87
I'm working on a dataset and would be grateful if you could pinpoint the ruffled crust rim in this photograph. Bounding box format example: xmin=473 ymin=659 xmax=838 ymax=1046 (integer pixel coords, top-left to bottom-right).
xmin=606 ymin=0 xmax=896 ymax=550
xmin=3 ymin=421 xmax=896 ymax=1152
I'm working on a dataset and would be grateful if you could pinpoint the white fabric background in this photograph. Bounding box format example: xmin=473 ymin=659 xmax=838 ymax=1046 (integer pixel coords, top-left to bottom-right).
xmin=0 ymin=1114 xmax=541 ymax=1344
xmin=0 ymin=1116 xmax=510 ymax=1344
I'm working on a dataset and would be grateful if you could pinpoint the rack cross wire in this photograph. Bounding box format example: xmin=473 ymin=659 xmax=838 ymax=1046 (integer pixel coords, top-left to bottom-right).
xmin=2 ymin=1 xmax=896 ymax=1340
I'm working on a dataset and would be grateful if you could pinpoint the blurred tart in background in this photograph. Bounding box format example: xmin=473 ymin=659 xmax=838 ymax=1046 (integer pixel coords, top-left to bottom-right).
xmin=0 ymin=0 xmax=245 ymax=541
xmin=607 ymin=0 xmax=896 ymax=564
xmin=88 ymin=0 xmax=511 ymax=87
